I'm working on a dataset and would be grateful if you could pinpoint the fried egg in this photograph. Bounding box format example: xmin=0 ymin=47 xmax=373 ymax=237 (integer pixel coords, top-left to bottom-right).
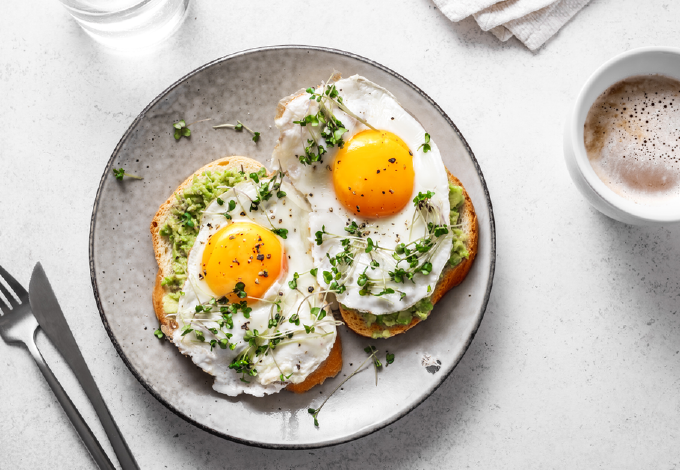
xmin=171 ymin=173 xmax=337 ymax=397
xmin=273 ymin=75 xmax=453 ymax=316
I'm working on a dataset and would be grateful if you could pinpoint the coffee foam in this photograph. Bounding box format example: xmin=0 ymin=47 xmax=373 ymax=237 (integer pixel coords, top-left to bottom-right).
xmin=584 ymin=75 xmax=680 ymax=206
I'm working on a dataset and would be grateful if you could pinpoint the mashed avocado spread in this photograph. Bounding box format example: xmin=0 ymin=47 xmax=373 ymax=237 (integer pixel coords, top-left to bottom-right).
xmin=349 ymin=183 xmax=470 ymax=337
xmin=158 ymin=169 xmax=247 ymax=312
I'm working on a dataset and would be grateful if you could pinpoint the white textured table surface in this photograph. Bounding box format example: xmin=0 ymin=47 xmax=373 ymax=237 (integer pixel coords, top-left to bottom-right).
xmin=2 ymin=0 xmax=680 ymax=468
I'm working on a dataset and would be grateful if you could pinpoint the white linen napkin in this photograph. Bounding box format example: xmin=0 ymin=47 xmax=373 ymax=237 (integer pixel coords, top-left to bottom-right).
xmin=434 ymin=0 xmax=507 ymax=22
xmin=433 ymin=0 xmax=591 ymax=50
xmin=474 ymin=0 xmax=557 ymax=31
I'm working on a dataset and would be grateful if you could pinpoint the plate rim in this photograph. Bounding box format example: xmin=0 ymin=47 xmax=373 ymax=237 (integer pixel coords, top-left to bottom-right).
xmin=89 ymin=44 xmax=496 ymax=450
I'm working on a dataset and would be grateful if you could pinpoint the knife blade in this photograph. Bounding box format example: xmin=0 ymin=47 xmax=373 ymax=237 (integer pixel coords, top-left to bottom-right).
xmin=29 ymin=262 xmax=139 ymax=470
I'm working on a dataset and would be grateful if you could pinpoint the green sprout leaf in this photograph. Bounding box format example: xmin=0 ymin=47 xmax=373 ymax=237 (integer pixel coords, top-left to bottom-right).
xmin=271 ymin=228 xmax=288 ymax=239
xmin=418 ymin=133 xmax=431 ymax=153
xmin=386 ymin=353 xmax=395 ymax=365
xmin=173 ymin=120 xmax=192 ymax=141
xmin=413 ymin=191 xmax=435 ymax=206
xmin=315 ymin=225 xmax=326 ymax=245
xmin=180 ymin=212 xmax=194 ymax=228
xmin=344 ymin=221 xmax=359 ymax=235
xmin=233 ymin=282 xmax=247 ymax=299
xmin=288 ymin=272 xmax=299 ymax=290
xmin=112 ymin=168 xmax=142 ymax=181
xmin=180 ymin=324 xmax=194 ymax=336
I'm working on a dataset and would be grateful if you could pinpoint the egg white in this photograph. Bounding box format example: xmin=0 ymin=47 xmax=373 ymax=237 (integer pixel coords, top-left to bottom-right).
xmin=273 ymin=75 xmax=453 ymax=315
xmin=171 ymin=177 xmax=337 ymax=397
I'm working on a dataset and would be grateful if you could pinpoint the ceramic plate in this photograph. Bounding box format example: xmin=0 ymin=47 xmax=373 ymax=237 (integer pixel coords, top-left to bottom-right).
xmin=90 ymin=46 xmax=495 ymax=449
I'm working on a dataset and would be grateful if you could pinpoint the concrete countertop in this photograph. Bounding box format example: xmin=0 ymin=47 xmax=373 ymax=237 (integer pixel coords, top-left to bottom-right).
xmin=1 ymin=0 xmax=679 ymax=468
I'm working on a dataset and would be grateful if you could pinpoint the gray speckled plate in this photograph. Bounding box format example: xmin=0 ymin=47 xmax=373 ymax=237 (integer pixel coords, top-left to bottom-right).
xmin=89 ymin=46 xmax=495 ymax=449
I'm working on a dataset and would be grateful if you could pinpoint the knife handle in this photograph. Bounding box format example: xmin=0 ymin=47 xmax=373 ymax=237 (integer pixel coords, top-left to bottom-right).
xmin=25 ymin=336 xmax=115 ymax=470
xmin=76 ymin=369 xmax=139 ymax=470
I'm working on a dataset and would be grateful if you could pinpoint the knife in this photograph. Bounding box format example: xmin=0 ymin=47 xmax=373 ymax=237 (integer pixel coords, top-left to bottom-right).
xmin=29 ymin=263 xmax=139 ymax=470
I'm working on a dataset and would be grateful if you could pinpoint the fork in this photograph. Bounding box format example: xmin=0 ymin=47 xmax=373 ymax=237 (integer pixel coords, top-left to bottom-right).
xmin=0 ymin=265 xmax=115 ymax=470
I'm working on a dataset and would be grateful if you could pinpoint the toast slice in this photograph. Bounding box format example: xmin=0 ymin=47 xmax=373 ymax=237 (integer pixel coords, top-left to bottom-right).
xmin=150 ymin=156 xmax=342 ymax=393
xmin=150 ymin=156 xmax=264 ymax=336
xmin=339 ymin=170 xmax=478 ymax=338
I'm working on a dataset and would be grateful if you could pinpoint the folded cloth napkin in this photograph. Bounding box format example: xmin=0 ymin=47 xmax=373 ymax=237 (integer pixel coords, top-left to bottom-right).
xmin=474 ymin=0 xmax=557 ymax=31
xmin=433 ymin=0 xmax=591 ymax=50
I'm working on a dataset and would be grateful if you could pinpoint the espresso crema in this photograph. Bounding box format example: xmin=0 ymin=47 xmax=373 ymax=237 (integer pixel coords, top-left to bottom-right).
xmin=584 ymin=75 xmax=680 ymax=205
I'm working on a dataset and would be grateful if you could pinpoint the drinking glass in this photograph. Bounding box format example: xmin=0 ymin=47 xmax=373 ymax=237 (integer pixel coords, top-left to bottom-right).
xmin=59 ymin=0 xmax=190 ymax=50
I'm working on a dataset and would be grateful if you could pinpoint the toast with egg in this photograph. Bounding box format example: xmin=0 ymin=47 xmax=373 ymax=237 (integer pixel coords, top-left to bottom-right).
xmin=338 ymin=170 xmax=478 ymax=338
xmin=150 ymin=155 xmax=342 ymax=393
xmin=274 ymin=74 xmax=478 ymax=340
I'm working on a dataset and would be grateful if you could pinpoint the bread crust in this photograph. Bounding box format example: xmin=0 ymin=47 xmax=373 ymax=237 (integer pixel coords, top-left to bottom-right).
xmin=339 ymin=169 xmax=478 ymax=338
xmin=286 ymin=333 xmax=343 ymax=393
xmin=150 ymin=156 xmax=341 ymax=393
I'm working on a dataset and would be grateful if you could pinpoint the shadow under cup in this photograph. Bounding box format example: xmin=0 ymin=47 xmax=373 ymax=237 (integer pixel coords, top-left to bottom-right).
xmin=564 ymin=47 xmax=680 ymax=226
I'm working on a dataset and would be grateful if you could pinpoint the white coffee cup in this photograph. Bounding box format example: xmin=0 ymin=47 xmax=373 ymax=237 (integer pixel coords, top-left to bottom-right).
xmin=563 ymin=46 xmax=680 ymax=226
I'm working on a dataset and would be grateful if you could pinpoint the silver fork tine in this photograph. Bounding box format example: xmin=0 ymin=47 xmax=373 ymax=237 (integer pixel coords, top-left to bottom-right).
xmin=0 ymin=277 xmax=19 ymax=309
xmin=0 ymin=264 xmax=28 ymax=299
xmin=0 ymin=293 xmax=10 ymax=315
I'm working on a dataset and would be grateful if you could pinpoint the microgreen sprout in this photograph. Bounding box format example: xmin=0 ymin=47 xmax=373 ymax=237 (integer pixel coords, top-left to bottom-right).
xmin=315 ymin=226 xmax=327 ymax=245
xmin=364 ymin=345 xmax=382 ymax=385
xmin=413 ymin=191 xmax=435 ymax=205
xmin=293 ymin=75 xmax=376 ymax=166
xmin=233 ymin=282 xmax=247 ymax=299
xmin=344 ymin=221 xmax=360 ymax=235
xmin=418 ymin=133 xmax=431 ymax=153
xmin=153 ymin=327 xmax=164 ymax=339
xmin=386 ymin=352 xmax=395 ymax=365
xmin=113 ymin=168 xmax=142 ymax=180
xmin=288 ymin=272 xmax=300 ymax=290
xmin=308 ymin=345 xmax=380 ymax=427
xmin=180 ymin=324 xmax=194 ymax=336
xmin=248 ymin=169 xmax=286 ymax=212
xmin=180 ymin=212 xmax=195 ymax=228
xmin=271 ymin=228 xmax=288 ymax=239
xmin=173 ymin=118 xmax=212 ymax=140
xmin=173 ymin=120 xmax=191 ymax=140
xmin=224 ymin=199 xmax=236 ymax=220
xmin=213 ymin=120 xmax=261 ymax=143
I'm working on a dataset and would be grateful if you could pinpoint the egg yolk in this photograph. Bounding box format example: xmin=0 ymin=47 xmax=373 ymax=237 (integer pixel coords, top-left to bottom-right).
xmin=333 ymin=129 xmax=415 ymax=218
xmin=201 ymin=222 xmax=284 ymax=303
